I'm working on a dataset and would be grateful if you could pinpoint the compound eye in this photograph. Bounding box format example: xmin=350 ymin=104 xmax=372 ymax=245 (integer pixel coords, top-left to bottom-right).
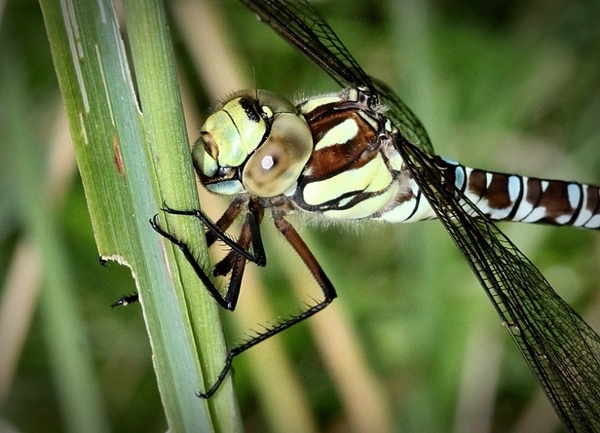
xmin=242 ymin=112 xmax=313 ymax=197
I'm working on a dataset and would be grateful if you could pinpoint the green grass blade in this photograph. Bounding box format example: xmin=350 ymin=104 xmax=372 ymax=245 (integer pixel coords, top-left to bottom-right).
xmin=39 ymin=0 xmax=240 ymax=430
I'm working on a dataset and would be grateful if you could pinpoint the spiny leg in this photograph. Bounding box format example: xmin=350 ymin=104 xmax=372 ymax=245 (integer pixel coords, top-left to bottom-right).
xmin=111 ymin=202 xmax=249 ymax=307
xmin=150 ymin=199 xmax=265 ymax=311
xmin=197 ymin=213 xmax=337 ymax=398
xmin=110 ymin=292 xmax=138 ymax=308
xmin=207 ymin=197 xmax=246 ymax=246
xmin=160 ymin=198 xmax=265 ymax=265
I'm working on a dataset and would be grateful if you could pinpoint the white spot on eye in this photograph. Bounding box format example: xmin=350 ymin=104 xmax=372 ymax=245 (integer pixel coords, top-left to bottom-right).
xmin=261 ymin=156 xmax=275 ymax=170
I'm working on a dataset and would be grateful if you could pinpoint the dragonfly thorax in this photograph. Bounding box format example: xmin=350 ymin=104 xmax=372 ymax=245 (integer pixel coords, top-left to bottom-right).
xmin=193 ymin=89 xmax=313 ymax=198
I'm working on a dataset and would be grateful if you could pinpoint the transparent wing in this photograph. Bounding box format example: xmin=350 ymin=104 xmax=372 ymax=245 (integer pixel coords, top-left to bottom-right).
xmin=240 ymin=0 xmax=434 ymax=153
xmin=397 ymin=139 xmax=600 ymax=432
xmin=240 ymin=0 xmax=373 ymax=90
xmin=372 ymin=78 xmax=433 ymax=154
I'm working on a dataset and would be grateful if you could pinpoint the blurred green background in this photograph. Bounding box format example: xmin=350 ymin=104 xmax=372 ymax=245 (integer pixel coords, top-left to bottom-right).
xmin=1 ymin=0 xmax=599 ymax=432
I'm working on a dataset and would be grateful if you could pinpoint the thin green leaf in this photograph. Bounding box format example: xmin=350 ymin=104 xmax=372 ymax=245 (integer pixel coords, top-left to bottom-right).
xmin=39 ymin=0 xmax=240 ymax=430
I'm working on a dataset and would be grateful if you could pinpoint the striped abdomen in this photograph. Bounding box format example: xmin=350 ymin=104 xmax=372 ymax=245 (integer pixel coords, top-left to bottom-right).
xmin=441 ymin=157 xmax=600 ymax=229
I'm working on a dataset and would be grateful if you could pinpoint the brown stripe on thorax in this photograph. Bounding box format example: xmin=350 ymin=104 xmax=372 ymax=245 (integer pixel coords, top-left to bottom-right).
xmin=301 ymin=105 xmax=379 ymax=181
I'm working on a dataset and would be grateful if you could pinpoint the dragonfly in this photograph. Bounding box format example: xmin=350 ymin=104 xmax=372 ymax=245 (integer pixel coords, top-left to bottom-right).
xmin=147 ymin=0 xmax=600 ymax=430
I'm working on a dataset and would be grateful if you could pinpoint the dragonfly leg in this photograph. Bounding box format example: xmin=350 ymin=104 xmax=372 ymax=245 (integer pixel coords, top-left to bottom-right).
xmin=160 ymin=199 xmax=264 ymax=264
xmin=150 ymin=214 xmax=238 ymax=310
xmin=110 ymin=292 xmax=139 ymax=307
xmin=214 ymin=208 xmax=264 ymax=309
xmin=110 ymin=199 xmax=252 ymax=309
xmin=150 ymin=197 xmax=267 ymax=310
xmin=197 ymin=213 xmax=337 ymax=398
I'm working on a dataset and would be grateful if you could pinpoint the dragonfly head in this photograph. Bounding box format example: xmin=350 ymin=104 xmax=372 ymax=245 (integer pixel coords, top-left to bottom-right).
xmin=193 ymin=90 xmax=313 ymax=197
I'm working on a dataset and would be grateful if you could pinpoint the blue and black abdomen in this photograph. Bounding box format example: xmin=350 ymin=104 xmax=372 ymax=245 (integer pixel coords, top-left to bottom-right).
xmin=441 ymin=157 xmax=600 ymax=229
